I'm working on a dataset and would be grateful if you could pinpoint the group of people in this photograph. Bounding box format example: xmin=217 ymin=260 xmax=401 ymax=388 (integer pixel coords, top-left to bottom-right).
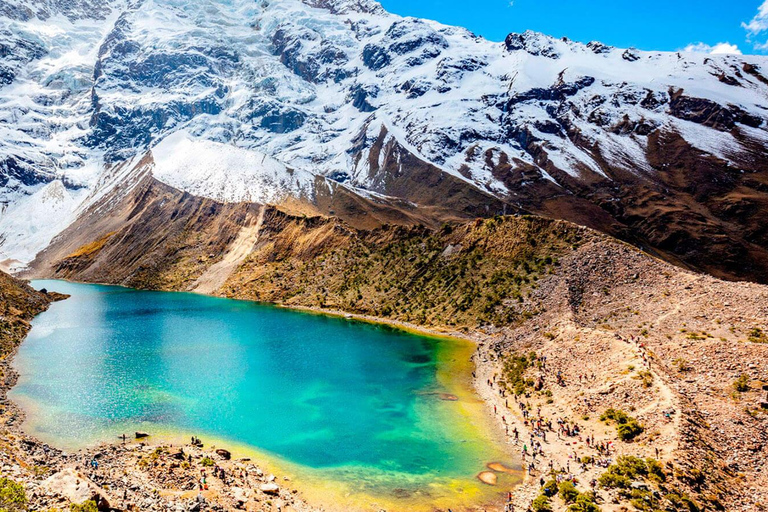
xmin=483 ymin=350 xmax=630 ymax=511
xmin=198 ymin=464 xmax=230 ymax=490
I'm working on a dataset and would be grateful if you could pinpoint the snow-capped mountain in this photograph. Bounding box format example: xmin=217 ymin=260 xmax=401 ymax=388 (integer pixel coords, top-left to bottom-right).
xmin=2 ymin=0 xmax=768 ymax=281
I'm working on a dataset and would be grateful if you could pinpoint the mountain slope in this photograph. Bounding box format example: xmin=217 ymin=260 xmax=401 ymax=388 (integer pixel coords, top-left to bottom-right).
xmin=1 ymin=0 xmax=768 ymax=281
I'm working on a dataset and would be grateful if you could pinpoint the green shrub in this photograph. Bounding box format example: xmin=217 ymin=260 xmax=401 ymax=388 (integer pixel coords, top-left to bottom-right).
xmin=558 ymin=481 xmax=579 ymax=503
xmin=747 ymin=327 xmax=767 ymax=343
xmin=541 ymin=479 xmax=559 ymax=497
xmin=200 ymin=457 xmax=215 ymax=467
xmin=617 ymin=421 xmax=644 ymax=441
xmin=599 ymin=456 xmax=665 ymax=491
xmin=635 ymin=370 xmax=653 ymax=388
xmin=531 ymin=494 xmax=552 ymax=512
xmin=569 ymin=493 xmax=601 ymax=512
xmin=600 ymin=408 xmax=644 ymax=441
xmin=0 ymin=477 xmax=27 ymax=512
xmin=645 ymin=458 xmax=666 ymax=483
xmin=501 ymin=352 xmax=535 ymax=396
xmin=70 ymin=501 xmax=98 ymax=512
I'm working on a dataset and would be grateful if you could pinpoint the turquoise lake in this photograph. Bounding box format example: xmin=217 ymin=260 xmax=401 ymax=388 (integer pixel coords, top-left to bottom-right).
xmin=11 ymin=280 xmax=518 ymax=509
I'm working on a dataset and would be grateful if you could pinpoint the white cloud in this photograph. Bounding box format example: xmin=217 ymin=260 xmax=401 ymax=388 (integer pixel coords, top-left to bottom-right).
xmin=683 ymin=42 xmax=742 ymax=55
xmin=743 ymin=1 xmax=768 ymax=51
xmin=742 ymin=0 xmax=768 ymax=35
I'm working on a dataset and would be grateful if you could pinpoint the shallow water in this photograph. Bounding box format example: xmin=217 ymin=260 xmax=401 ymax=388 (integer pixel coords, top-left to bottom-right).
xmin=11 ymin=280 xmax=518 ymax=510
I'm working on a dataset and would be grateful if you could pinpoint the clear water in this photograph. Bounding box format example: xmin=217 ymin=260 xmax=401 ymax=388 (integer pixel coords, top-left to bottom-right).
xmin=11 ymin=280 xmax=518 ymax=509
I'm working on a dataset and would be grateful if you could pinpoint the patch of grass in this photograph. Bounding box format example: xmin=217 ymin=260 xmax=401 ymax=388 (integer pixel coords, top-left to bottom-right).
xmin=733 ymin=374 xmax=750 ymax=393
xmin=200 ymin=456 xmax=215 ymax=467
xmin=747 ymin=327 xmax=767 ymax=343
xmin=65 ymin=232 xmax=116 ymax=259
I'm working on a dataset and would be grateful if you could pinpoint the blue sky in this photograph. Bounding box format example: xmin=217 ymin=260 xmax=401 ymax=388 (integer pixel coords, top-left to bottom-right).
xmin=379 ymin=0 xmax=768 ymax=55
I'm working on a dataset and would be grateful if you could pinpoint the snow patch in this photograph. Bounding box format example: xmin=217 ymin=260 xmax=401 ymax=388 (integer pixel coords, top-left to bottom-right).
xmin=0 ymin=181 xmax=86 ymax=268
xmin=150 ymin=131 xmax=316 ymax=204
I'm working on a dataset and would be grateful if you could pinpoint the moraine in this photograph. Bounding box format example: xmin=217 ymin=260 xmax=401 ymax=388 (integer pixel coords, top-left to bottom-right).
xmin=10 ymin=280 xmax=518 ymax=510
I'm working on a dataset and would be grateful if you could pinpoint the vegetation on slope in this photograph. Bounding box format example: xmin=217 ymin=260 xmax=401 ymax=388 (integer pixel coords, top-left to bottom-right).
xmin=0 ymin=272 xmax=56 ymax=358
xmin=224 ymin=214 xmax=591 ymax=329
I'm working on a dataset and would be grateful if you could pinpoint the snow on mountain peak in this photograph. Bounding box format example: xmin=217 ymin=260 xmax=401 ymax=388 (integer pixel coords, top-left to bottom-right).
xmin=150 ymin=130 xmax=315 ymax=204
xmin=300 ymin=0 xmax=384 ymax=15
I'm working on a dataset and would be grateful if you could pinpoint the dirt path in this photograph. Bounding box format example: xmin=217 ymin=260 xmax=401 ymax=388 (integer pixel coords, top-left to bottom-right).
xmin=191 ymin=207 xmax=265 ymax=295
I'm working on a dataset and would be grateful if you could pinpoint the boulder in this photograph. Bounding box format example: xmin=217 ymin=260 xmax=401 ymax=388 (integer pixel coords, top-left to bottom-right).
xmin=41 ymin=468 xmax=113 ymax=511
xmin=215 ymin=449 xmax=231 ymax=460
xmin=259 ymin=483 xmax=280 ymax=495
xmin=135 ymin=431 xmax=150 ymax=439
xmin=231 ymin=486 xmax=249 ymax=507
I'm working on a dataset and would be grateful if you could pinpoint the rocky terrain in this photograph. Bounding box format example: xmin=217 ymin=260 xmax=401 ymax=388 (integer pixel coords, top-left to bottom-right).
xmin=475 ymin=240 xmax=768 ymax=512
